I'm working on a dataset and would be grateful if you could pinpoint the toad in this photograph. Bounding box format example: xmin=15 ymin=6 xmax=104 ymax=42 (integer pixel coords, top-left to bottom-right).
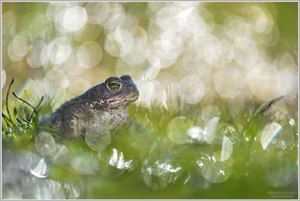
xmin=45 ymin=75 xmax=139 ymax=140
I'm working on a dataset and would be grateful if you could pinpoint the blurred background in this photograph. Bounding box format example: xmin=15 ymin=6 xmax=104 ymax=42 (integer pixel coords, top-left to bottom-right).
xmin=2 ymin=2 xmax=298 ymax=109
xmin=1 ymin=2 xmax=298 ymax=199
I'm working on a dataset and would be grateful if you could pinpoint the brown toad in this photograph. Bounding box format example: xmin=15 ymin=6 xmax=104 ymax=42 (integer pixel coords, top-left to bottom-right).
xmin=46 ymin=75 xmax=139 ymax=140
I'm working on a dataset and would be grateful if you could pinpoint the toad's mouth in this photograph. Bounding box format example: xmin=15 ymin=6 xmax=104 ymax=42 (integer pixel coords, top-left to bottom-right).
xmin=125 ymin=94 xmax=139 ymax=103
xmin=107 ymin=94 xmax=139 ymax=106
xmin=128 ymin=93 xmax=139 ymax=101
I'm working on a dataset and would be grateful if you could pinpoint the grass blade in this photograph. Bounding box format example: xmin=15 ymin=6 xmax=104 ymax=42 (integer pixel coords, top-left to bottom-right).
xmin=29 ymin=96 xmax=44 ymax=121
xmin=5 ymin=79 xmax=15 ymax=125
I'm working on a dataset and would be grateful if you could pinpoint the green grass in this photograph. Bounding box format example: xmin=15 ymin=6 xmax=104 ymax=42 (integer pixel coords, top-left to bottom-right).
xmin=2 ymin=81 xmax=298 ymax=199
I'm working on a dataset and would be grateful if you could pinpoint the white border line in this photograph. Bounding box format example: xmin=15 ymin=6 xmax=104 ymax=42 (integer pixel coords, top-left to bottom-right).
xmin=0 ymin=1 xmax=299 ymax=200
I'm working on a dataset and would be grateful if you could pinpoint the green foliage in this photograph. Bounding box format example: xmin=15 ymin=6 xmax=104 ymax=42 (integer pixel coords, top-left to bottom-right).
xmin=1 ymin=82 xmax=298 ymax=199
xmin=2 ymin=79 xmax=45 ymax=149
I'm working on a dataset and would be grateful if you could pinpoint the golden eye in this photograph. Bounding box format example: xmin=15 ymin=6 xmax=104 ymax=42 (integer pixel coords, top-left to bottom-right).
xmin=107 ymin=81 xmax=122 ymax=91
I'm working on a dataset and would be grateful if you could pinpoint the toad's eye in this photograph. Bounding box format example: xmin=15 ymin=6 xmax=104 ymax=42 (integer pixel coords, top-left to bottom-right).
xmin=107 ymin=81 xmax=122 ymax=91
